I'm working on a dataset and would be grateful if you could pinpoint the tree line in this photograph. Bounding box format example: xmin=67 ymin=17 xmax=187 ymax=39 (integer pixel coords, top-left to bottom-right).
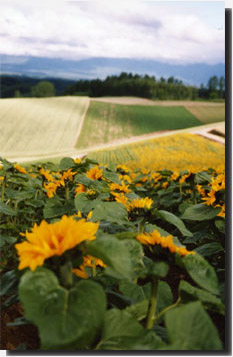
xmin=0 ymin=73 xmax=225 ymax=100
xmin=65 ymin=73 xmax=225 ymax=100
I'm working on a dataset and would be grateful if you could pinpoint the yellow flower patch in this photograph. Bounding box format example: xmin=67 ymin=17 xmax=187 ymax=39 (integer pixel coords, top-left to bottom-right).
xmin=15 ymin=216 xmax=99 ymax=271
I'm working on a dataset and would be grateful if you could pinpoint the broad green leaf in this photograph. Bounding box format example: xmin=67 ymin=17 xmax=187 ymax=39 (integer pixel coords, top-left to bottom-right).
xmin=103 ymin=169 xmax=121 ymax=184
xmin=179 ymin=280 xmax=225 ymax=315
xmin=165 ymin=301 xmax=222 ymax=350
xmin=156 ymin=281 xmax=173 ymax=319
xmin=0 ymin=235 xmax=17 ymax=248
xmin=115 ymin=231 xmax=137 ymax=240
xmin=195 ymin=172 xmax=212 ymax=184
xmin=121 ymin=239 xmax=145 ymax=278
xmin=89 ymin=180 xmax=109 ymax=192
xmin=215 ymin=219 xmax=225 ymax=233
xmin=19 ymin=268 xmax=106 ymax=350
xmin=0 ymin=270 xmax=18 ymax=297
xmin=59 ymin=157 xmax=75 ymax=170
xmin=145 ymin=223 xmax=170 ymax=236
xmin=0 ymin=201 xmax=16 ymax=216
xmin=182 ymin=253 xmax=219 ymax=295
xmin=43 ymin=198 xmax=74 ymax=219
xmin=143 ymin=258 xmax=169 ymax=278
xmin=74 ymin=193 xmax=89 ymax=212
xmin=182 ymin=204 xmax=221 ymax=221
xmin=97 ymin=309 xmax=164 ymax=350
xmin=119 ymin=280 xmax=146 ymax=303
xmin=85 ymin=234 xmax=132 ymax=279
xmin=155 ymin=209 xmax=193 ymax=237
xmin=125 ymin=300 xmax=149 ymax=321
xmin=74 ymin=174 xmax=92 ymax=186
xmin=92 ymin=202 xmax=128 ymax=224
xmin=194 ymin=242 xmax=224 ymax=258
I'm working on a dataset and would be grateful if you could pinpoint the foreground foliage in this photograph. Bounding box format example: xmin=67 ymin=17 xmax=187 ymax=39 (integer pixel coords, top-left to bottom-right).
xmin=0 ymin=156 xmax=225 ymax=350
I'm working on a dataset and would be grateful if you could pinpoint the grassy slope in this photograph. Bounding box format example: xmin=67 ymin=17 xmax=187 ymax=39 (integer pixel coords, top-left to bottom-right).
xmin=87 ymin=133 xmax=225 ymax=172
xmin=76 ymin=101 xmax=201 ymax=149
xmin=0 ymin=96 xmax=89 ymax=157
xmin=185 ymin=106 xmax=225 ymax=123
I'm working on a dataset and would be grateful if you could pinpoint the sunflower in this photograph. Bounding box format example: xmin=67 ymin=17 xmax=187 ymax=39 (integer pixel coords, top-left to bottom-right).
xmin=129 ymin=197 xmax=153 ymax=210
xmin=86 ymin=166 xmax=103 ymax=180
xmin=15 ymin=215 xmax=99 ymax=271
xmin=137 ymin=230 xmax=195 ymax=256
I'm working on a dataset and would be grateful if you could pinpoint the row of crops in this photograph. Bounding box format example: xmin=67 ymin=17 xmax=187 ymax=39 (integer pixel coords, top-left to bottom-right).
xmin=0 ymin=155 xmax=225 ymax=350
xmin=88 ymin=133 xmax=225 ymax=172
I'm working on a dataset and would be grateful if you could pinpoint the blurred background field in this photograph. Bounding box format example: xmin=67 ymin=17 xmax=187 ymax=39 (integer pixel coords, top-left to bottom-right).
xmin=0 ymin=96 xmax=224 ymax=163
xmin=87 ymin=132 xmax=225 ymax=172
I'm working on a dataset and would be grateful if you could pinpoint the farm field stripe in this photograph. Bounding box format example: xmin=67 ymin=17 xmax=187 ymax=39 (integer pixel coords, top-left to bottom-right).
xmin=72 ymin=98 xmax=90 ymax=148
xmin=3 ymin=121 xmax=224 ymax=164
xmin=75 ymin=102 xmax=202 ymax=149
xmin=185 ymin=105 xmax=225 ymax=124
xmin=0 ymin=96 xmax=89 ymax=155
xmin=91 ymin=97 xmax=225 ymax=107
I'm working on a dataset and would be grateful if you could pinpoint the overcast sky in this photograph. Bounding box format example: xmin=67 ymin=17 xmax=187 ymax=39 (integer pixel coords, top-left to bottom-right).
xmin=0 ymin=0 xmax=225 ymax=65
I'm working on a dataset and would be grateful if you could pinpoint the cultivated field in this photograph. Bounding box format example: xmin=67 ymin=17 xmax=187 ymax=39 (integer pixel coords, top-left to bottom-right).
xmin=0 ymin=96 xmax=225 ymax=163
xmin=76 ymin=101 xmax=201 ymax=149
xmin=87 ymin=132 xmax=225 ymax=172
xmin=185 ymin=105 xmax=225 ymax=124
xmin=0 ymin=96 xmax=89 ymax=158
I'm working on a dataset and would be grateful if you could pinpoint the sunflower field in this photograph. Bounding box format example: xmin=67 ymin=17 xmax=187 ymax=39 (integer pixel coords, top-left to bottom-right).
xmin=0 ymin=156 xmax=225 ymax=350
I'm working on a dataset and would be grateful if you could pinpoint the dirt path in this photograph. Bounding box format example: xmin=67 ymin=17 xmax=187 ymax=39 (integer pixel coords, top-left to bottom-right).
xmin=91 ymin=97 xmax=225 ymax=107
xmin=6 ymin=122 xmax=224 ymax=164
xmin=72 ymin=98 xmax=90 ymax=147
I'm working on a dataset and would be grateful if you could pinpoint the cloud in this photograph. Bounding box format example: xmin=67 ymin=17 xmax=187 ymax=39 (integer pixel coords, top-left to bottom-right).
xmin=0 ymin=0 xmax=224 ymax=64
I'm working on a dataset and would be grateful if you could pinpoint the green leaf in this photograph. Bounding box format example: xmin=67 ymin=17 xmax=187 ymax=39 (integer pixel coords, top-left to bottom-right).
xmin=59 ymin=157 xmax=75 ymax=170
xmin=74 ymin=193 xmax=89 ymax=213
xmin=125 ymin=300 xmax=149 ymax=321
xmin=97 ymin=309 xmax=164 ymax=350
xmin=92 ymin=202 xmax=128 ymax=224
xmin=165 ymin=301 xmax=222 ymax=350
xmin=85 ymin=234 xmax=132 ymax=279
xmin=156 ymin=281 xmax=173 ymax=319
xmin=215 ymin=219 xmax=225 ymax=233
xmin=143 ymin=258 xmax=169 ymax=278
xmin=195 ymin=172 xmax=212 ymax=184
xmin=179 ymin=280 xmax=225 ymax=315
xmin=0 ymin=270 xmax=18 ymax=297
xmin=194 ymin=242 xmax=224 ymax=258
xmin=0 ymin=201 xmax=16 ymax=216
xmin=89 ymin=180 xmax=109 ymax=192
xmin=115 ymin=231 xmax=137 ymax=240
xmin=19 ymin=268 xmax=106 ymax=349
xmin=119 ymin=280 xmax=146 ymax=303
xmin=43 ymin=198 xmax=74 ymax=219
xmin=182 ymin=253 xmax=219 ymax=295
xmin=103 ymin=169 xmax=121 ymax=184
xmin=182 ymin=204 xmax=221 ymax=221
xmin=145 ymin=223 xmax=170 ymax=236
xmin=74 ymin=174 xmax=92 ymax=186
xmin=155 ymin=209 xmax=193 ymax=237
xmin=121 ymin=239 xmax=145 ymax=278
xmin=0 ymin=235 xmax=17 ymax=248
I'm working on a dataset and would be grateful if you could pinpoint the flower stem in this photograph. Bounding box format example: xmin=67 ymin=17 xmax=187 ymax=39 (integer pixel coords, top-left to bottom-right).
xmin=138 ymin=220 xmax=145 ymax=234
xmin=146 ymin=278 xmax=159 ymax=330
xmin=60 ymin=261 xmax=73 ymax=288
xmin=65 ymin=187 xmax=69 ymax=202
xmin=1 ymin=180 xmax=5 ymax=201
xmin=155 ymin=297 xmax=181 ymax=321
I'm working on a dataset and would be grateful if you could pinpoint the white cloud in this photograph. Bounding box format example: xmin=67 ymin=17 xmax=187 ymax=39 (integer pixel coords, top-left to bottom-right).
xmin=0 ymin=0 xmax=225 ymax=64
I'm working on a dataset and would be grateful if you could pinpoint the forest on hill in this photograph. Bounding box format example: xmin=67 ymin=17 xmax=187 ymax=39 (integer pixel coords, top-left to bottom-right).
xmin=0 ymin=73 xmax=225 ymax=100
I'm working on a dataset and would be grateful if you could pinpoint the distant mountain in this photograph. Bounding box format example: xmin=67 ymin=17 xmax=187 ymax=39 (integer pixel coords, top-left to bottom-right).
xmin=0 ymin=54 xmax=225 ymax=87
